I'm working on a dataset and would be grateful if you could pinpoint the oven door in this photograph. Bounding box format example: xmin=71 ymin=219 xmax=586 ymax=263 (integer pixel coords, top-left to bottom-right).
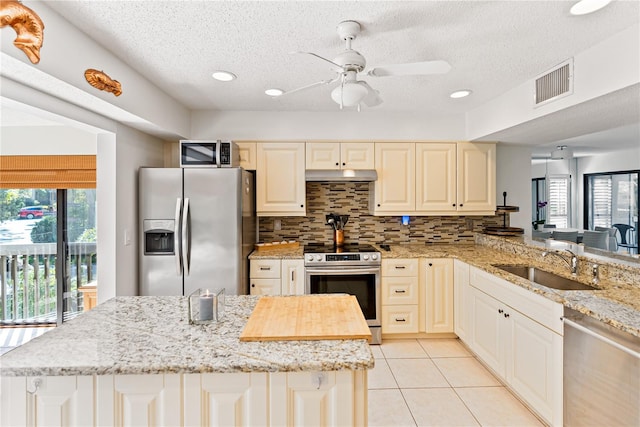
xmin=305 ymin=267 xmax=381 ymax=327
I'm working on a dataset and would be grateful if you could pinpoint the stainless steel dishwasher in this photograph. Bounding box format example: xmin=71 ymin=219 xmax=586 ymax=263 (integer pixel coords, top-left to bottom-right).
xmin=563 ymin=308 xmax=640 ymax=426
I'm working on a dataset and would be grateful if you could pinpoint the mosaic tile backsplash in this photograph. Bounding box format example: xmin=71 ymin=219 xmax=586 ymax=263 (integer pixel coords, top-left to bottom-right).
xmin=258 ymin=182 xmax=505 ymax=245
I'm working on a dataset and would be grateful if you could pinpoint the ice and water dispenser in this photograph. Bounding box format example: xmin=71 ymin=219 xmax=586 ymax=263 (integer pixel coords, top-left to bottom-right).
xmin=143 ymin=220 xmax=175 ymax=255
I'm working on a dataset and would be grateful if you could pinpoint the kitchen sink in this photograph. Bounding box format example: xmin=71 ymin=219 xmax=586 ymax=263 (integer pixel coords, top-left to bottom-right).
xmin=492 ymin=264 xmax=597 ymax=291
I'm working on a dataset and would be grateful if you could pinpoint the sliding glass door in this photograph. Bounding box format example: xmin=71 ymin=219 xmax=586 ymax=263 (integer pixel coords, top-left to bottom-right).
xmin=0 ymin=188 xmax=97 ymax=325
xmin=585 ymin=171 xmax=639 ymax=253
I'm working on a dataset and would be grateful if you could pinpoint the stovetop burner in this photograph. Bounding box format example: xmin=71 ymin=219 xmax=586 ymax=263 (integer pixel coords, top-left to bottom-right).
xmin=303 ymin=243 xmax=378 ymax=254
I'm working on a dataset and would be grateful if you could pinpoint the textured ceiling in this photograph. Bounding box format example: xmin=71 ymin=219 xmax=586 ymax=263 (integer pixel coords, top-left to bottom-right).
xmin=43 ymin=0 xmax=639 ymax=115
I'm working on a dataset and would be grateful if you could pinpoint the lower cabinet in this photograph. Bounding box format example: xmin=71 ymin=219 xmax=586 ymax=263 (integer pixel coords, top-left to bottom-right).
xmin=2 ymin=370 xmax=366 ymax=426
xmin=381 ymin=259 xmax=419 ymax=334
xmin=421 ymin=258 xmax=454 ymax=333
xmin=463 ymin=266 xmax=563 ymax=426
xmin=453 ymin=259 xmax=471 ymax=342
xmin=250 ymin=259 xmax=304 ymax=296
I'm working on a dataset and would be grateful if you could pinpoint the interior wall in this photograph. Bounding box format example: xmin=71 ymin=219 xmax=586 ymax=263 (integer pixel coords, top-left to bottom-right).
xmin=466 ymin=23 xmax=640 ymax=140
xmin=496 ymin=145 xmax=532 ymax=233
xmin=113 ymin=125 xmax=165 ymax=297
xmin=190 ymin=110 xmax=465 ymax=141
xmin=0 ymin=126 xmax=97 ymax=154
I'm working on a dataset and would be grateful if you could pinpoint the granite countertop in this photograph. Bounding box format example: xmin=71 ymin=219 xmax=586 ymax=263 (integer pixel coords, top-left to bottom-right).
xmin=248 ymin=241 xmax=640 ymax=338
xmin=0 ymin=296 xmax=374 ymax=377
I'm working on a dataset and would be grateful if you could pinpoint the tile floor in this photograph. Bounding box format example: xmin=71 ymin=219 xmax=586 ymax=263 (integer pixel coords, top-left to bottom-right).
xmin=368 ymin=338 xmax=545 ymax=427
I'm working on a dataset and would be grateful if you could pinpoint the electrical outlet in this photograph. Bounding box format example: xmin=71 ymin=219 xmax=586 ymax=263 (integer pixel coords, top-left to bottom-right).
xmin=465 ymin=219 xmax=474 ymax=231
xmin=274 ymin=219 xmax=282 ymax=231
xmin=124 ymin=228 xmax=132 ymax=246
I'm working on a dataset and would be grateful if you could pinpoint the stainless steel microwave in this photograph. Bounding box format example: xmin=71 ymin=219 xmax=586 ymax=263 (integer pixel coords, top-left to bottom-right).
xmin=179 ymin=140 xmax=239 ymax=167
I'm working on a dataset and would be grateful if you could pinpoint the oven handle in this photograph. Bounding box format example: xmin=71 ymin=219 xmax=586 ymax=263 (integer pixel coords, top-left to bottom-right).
xmin=305 ymin=267 xmax=381 ymax=275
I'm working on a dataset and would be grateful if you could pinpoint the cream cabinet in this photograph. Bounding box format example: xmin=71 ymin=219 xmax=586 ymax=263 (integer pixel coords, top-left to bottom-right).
xmin=281 ymin=259 xmax=305 ymax=295
xmin=236 ymin=141 xmax=257 ymax=170
xmin=371 ymin=143 xmax=415 ymax=214
xmin=465 ymin=266 xmax=563 ymax=426
xmin=306 ymin=142 xmax=374 ymax=170
xmin=0 ymin=375 xmax=94 ymax=426
xmin=381 ymin=258 xmax=419 ymax=334
xmin=256 ymin=142 xmax=306 ymax=216
xmin=456 ymin=142 xmax=496 ymax=213
xmin=421 ymin=258 xmax=454 ymax=333
xmin=183 ymin=372 xmax=268 ymax=426
xmin=250 ymin=258 xmax=304 ymax=296
xmin=453 ymin=259 xmax=471 ymax=342
xmin=4 ymin=370 xmax=365 ymax=426
xmin=96 ymin=374 xmax=182 ymax=426
xmin=416 ymin=142 xmax=496 ymax=214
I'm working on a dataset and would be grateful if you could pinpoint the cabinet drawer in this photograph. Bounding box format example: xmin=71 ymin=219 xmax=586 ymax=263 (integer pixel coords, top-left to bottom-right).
xmin=382 ymin=305 xmax=419 ymax=333
xmin=250 ymin=259 xmax=281 ymax=278
xmin=249 ymin=278 xmax=281 ymax=295
xmin=382 ymin=276 xmax=419 ymax=305
xmin=382 ymin=259 xmax=419 ymax=276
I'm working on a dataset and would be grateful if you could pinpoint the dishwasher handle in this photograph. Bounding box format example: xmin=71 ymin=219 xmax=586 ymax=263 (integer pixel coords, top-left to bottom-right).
xmin=563 ymin=317 xmax=640 ymax=359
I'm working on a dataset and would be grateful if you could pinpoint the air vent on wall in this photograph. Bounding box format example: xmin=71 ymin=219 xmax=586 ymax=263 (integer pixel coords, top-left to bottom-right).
xmin=534 ymin=59 xmax=573 ymax=106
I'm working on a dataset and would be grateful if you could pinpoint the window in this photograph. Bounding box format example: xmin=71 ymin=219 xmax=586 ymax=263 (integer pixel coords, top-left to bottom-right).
xmin=547 ymin=175 xmax=571 ymax=228
xmin=585 ymin=170 xmax=639 ymax=253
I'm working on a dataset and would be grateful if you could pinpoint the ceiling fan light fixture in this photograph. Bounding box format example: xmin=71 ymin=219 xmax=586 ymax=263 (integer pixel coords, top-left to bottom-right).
xmin=265 ymin=88 xmax=284 ymax=97
xmin=570 ymin=0 xmax=611 ymax=15
xmin=330 ymin=82 xmax=367 ymax=108
xmin=450 ymin=89 xmax=472 ymax=99
xmin=211 ymin=70 xmax=237 ymax=82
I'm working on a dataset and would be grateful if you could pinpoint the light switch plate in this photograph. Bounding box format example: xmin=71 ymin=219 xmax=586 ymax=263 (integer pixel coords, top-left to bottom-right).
xmin=124 ymin=229 xmax=132 ymax=246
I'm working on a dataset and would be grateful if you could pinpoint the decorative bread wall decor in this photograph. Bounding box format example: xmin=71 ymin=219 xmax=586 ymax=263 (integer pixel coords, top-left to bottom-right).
xmin=84 ymin=69 xmax=122 ymax=96
xmin=0 ymin=0 xmax=45 ymax=64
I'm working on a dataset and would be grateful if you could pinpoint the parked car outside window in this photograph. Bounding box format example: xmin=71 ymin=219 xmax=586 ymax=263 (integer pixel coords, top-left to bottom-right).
xmin=18 ymin=206 xmax=45 ymax=219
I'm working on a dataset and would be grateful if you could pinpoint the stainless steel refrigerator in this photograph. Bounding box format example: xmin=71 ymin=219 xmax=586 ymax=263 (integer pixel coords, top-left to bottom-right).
xmin=139 ymin=167 xmax=255 ymax=296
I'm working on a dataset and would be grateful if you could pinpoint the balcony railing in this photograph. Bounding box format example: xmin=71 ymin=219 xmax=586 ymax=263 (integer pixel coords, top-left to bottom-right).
xmin=0 ymin=243 xmax=96 ymax=325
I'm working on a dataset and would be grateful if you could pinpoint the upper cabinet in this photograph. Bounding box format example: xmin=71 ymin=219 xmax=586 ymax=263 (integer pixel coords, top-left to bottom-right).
xmin=456 ymin=142 xmax=496 ymax=213
xmin=306 ymin=142 xmax=374 ymax=170
xmin=416 ymin=142 xmax=496 ymax=215
xmin=256 ymin=142 xmax=306 ymax=216
xmin=236 ymin=141 xmax=257 ymax=170
xmin=371 ymin=142 xmax=415 ymax=214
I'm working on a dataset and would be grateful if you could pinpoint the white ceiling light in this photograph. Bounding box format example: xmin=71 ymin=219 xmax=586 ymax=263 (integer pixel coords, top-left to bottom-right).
xmin=551 ymin=145 xmax=573 ymax=159
xmin=570 ymin=0 xmax=612 ymax=15
xmin=450 ymin=89 xmax=472 ymax=99
xmin=265 ymin=88 xmax=284 ymax=97
xmin=330 ymin=82 xmax=367 ymax=109
xmin=212 ymin=70 xmax=237 ymax=81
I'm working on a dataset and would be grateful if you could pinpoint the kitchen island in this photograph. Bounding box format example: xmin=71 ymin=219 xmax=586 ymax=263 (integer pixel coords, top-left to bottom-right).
xmin=0 ymin=296 xmax=373 ymax=426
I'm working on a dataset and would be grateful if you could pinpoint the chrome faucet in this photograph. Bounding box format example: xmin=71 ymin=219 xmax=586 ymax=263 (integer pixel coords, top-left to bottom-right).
xmin=542 ymin=249 xmax=578 ymax=275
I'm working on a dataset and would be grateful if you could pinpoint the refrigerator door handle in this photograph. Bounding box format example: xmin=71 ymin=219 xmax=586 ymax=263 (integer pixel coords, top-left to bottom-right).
xmin=182 ymin=197 xmax=191 ymax=275
xmin=174 ymin=197 xmax=182 ymax=275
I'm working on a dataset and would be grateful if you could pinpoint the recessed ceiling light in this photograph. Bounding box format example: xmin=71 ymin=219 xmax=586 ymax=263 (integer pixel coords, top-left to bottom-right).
xmin=450 ymin=90 xmax=472 ymax=99
xmin=265 ymin=88 xmax=284 ymax=97
xmin=212 ymin=71 xmax=236 ymax=82
xmin=570 ymin=0 xmax=611 ymax=15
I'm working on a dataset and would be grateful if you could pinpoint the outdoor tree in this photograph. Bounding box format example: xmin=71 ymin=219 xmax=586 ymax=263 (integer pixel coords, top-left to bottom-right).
xmin=0 ymin=189 xmax=31 ymax=221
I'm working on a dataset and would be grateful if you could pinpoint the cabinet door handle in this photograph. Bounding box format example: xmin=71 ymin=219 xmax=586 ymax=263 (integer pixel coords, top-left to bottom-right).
xmin=335 ymin=162 xmax=339 ymax=166
xmin=260 ymin=267 xmax=271 ymax=271
xmin=300 ymin=204 xmax=304 ymax=208
xmin=377 ymin=204 xmax=381 ymax=207
xmin=395 ymin=318 xmax=406 ymax=322
xmin=428 ymin=263 xmax=433 ymax=267
xmin=251 ymin=284 xmax=255 ymax=287
xmin=395 ymin=266 xmax=406 ymax=269
xmin=498 ymin=309 xmax=503 ymax=314
xmin=452 ymin=204 xmax=456 ymax=207
xmin=342 ymin=162 xmax=346 ymax=166
xmin=460 ymin=204 xmax=464 ymax=207
xmin=504 ymin=313 xmax=510 ymax=318
xmin=394 ymin=289 xmax=406 ymax=293
xmin=291 ymin=271 xmax=295 ymax=281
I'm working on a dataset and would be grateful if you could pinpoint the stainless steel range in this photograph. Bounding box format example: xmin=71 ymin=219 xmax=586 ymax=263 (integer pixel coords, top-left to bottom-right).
xmin=304 ymin=244 xmax=382 ymax=344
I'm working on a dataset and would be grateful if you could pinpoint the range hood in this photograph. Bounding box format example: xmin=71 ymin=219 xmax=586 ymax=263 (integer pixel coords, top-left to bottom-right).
xmin=305 ymin=169 xmax=378 ymax=182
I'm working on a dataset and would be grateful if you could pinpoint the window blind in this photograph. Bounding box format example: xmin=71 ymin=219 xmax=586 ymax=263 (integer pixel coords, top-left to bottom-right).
xmin=591 ymin=176 xmax=612 ymax=228
xmin=548 ymin=175 xmax=570 ymax=228
xmin=0 ymin=155 xmax=96 ymax=189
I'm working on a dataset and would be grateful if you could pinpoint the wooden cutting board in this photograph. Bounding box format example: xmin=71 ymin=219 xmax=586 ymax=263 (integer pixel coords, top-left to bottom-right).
xmin=239 ymin=295 xmax=372 ymax=342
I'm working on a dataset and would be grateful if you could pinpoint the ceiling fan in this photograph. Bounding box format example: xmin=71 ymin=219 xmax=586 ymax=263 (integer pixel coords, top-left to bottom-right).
xmin=274 ymin=20 xmax=451 ymax=111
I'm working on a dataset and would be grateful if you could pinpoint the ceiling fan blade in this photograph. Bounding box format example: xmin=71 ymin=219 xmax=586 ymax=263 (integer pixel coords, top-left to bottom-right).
xmin=278 ymin=77 xmax=339 ymax=98
xmin=358 ymin=81 xmax=383 ymax=107
xmin=367 ymin=60 xmax=451 ymax=77
xmin=291 ymin=51 xmax=344 ymax=70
